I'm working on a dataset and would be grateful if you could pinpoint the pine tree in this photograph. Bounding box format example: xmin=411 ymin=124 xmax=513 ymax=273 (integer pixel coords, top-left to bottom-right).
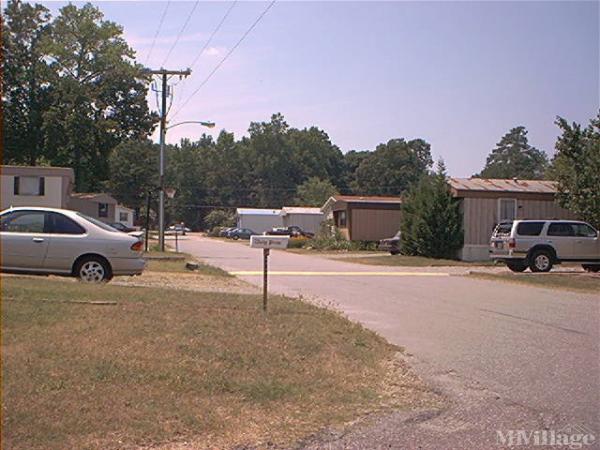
xmin=400 ymin=161 xmax=463 ymax=259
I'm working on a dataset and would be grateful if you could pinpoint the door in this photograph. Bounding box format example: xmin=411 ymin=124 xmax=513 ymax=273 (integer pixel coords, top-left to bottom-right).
xmin=0 ymin=210 xmax=50 ymax=270
xmin=43 ymin=212 xmax=88 ymax=272
xmin=546 ymin=222 xmax=575 ymax=259
xmin=571 ymin=223 xmax=600 ymax=260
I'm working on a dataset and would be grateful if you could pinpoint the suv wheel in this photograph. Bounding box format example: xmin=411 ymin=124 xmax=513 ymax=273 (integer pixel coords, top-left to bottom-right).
xmin=506 ymin=261 xmax=527 ymax=272
xmin=582 ymin=264 xmax=600 ymax=273
xmin=529 ymin=250 xmax=553 ymax=273
xmin=75 ymin=256 xmax=112 ymax=283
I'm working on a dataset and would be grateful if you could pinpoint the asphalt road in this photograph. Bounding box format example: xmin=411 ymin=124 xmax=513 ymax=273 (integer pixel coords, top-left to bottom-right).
xmin=180 ymin=236 xmax=600 ymax=449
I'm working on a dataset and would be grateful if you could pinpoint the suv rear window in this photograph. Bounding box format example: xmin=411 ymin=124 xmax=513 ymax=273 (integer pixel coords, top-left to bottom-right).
xmin=516 ymin=222 xmax=545 ymax=236
xmin=493 ymin=222 xmax=513 ymax=237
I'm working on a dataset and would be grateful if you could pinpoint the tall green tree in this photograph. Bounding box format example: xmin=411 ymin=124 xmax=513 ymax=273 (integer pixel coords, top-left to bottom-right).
xmin=476 ymin=126 xmax=548 ymax=179
xmin=354 ymin=138 xmax=433 ymax=195
xmin=2 ymin=0 xmax=52 ymax=164
xmin=400 ymin=161 xmax=463 ymax=259
xmin=106 ymin=139 xmax=159 ymax=213
xmin=549 ymin=113 xmax=600 ymax=228
xmin=294 ymin=177 xmax=338 ymax=206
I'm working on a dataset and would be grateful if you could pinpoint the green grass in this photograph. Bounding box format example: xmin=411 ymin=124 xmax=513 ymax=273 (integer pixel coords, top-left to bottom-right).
xmin=1 ymin=277 xmax=437 ymax=450
xmin=143 ymin=251 xmax=231 ymax=277
xmin=468 ymin=271 xmax=600 ymax=294
xmin=333 ymin=254 xmax=495 ymax=267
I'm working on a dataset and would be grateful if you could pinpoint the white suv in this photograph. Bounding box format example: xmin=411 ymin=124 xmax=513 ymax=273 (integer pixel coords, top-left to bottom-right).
xmin=489 ymin=220 xmax=600 ymax=273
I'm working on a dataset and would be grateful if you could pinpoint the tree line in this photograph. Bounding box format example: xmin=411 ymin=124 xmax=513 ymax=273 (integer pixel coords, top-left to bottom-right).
xmin=3 ymin=0 xmax=599 ymax=233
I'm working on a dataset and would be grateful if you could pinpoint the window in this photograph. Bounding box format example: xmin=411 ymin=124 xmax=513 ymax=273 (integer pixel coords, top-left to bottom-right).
xmin=76 ymin=212 xmax=118 ymax=232
xmin=572 ymin=223 xmax=598 ymax=238
xmin=0 ymin=211 xmax=45 ymax=233
xmin=98 ymin=203 xmax=108 ymax=218
xmin=119 ymin=212 xmax=129 ymax=222
xmin=498 ymin=198 xmax=517 ymax=221
xmin=547 ymin=223 xmax=575 ymax=237
xmin=338 ymin=211 xmax=347 ymax=227
xmin=516 ymin=222 xmax=545 ymax=236
xmin=493 ymin=222 xmax=513 ymax=237
xmin=46 ymin=212 xmax=86 ymax=235
xmin=14 ymin=176 xmax=45 ymax=196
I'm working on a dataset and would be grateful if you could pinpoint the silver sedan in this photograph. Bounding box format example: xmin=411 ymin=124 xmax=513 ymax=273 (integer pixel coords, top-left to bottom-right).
xmin=0 ymin=207 xmax=146 ymax=282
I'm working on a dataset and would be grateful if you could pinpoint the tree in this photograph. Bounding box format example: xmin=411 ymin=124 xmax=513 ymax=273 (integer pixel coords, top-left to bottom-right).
xmin=342 ymin=150 xmax=370 ymax=193
xmin=400 ymin=161 xmax=463 ymax=259
xmin=294 ymin=177 xmax=338 ymax=206
xmin=2 ymin=0 xmax=52 ymax=165
xmin=354 ymin=138 xmax=433 ymax=195
xmin=106 ymin=139 xmax=159 ymax=213
xmin=549 ymin=113 xmax=600 ymax=228
xmin=476 ymin=126 xmax=548 ymax=179
xmin=204 ymin=209 xmax=235 ymax=230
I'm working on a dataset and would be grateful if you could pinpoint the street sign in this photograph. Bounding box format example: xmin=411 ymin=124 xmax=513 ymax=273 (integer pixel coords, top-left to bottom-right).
xmin=250 ymin=235 xmax=289 ymax=249
xmin=249 ymin=235 xmax=289 ymax=313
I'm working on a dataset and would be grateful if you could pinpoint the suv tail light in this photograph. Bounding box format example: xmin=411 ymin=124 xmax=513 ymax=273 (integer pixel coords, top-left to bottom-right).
xmin=508 ymin=238 xmax=516 ymax=249
xmin=130 ymin=240 xmax=143 ymax=252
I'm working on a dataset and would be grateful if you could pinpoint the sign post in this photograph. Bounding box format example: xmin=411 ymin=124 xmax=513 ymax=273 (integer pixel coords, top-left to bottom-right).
xmin=250 ymin=235 xmax=289 ymax=313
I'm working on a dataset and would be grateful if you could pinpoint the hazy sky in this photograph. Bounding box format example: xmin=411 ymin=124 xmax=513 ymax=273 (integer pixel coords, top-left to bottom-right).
xmin=40 ymin=1 xmax=599 ymax=177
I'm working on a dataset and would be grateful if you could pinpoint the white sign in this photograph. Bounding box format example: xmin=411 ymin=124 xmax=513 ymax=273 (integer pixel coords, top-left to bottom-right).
xmin=250 ymin=235 xmax=289 ymax=249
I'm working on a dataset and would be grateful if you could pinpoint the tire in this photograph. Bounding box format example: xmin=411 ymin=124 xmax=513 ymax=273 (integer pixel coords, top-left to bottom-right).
xmin=506 ymin=261 xmax=527 ymax=272
xmin=232 ymin=235 xmax=239 ymax=240
xmin=390 ymin=250 xmax=400 ymax=256
xmin=529 ymin=250 xmax=553 ymax=273
xmin=74 ymin=256 xmax=112 ymax=283
xmin=582 ymin=264 xmax=600 ymax=273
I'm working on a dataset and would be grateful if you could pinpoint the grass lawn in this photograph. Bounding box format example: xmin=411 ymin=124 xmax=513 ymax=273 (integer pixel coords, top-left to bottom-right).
xmin=333 ymin=254 xmax=495 ymax=267
xmin=1 ymin=277 xmax=439 ymax=450
xmin=469 ymin=271 xmax=600 ymax=294
xmin=144 ymin=252 xmax=231 ymax=277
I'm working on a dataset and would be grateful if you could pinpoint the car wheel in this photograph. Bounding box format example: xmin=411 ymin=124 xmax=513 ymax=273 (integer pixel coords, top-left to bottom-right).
xmin=529 ymin=250 xmax=553 ymax=273
xmin=232 ymin=235 xmax=239 ymax=240
xmin=390 ymin=250 xmax=400 ymax=256
xmin=506 ymin=261 xmax=527 ymax=272
xmin=582 ymin=264 xmax=600 ymax=273
xmin=75 ymin=256 xmax=112 ymax=283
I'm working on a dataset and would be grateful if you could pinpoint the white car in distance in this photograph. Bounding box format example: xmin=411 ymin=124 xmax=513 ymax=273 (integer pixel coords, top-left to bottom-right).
xmin=0 ymin=207 xmax=146 ymax=282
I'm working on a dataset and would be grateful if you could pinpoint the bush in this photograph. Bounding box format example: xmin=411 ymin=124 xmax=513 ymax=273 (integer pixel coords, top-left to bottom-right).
xmin=207 ymin=226 xmax=223 ymax=237
xmin=204 ymin=210 xmax=235 ymax=230
xmin=287 ymin=236 xmax=309 ymax=248
xmin=304 ymin=227 xmax=377 ymax=251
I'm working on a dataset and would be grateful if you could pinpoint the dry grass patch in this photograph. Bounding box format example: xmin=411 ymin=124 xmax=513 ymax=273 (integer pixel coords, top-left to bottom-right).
xmin=2 ymin=276 xmax=439 ymax=450
xmin=469 ymin=271 xmax=600 ymax=294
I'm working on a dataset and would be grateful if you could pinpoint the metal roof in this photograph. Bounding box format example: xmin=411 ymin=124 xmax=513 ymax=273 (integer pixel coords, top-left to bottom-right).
xmin=281 ymin=207 xmax=323 ymax=215
xmin=236 ymin=208 xmax=282 ymax=216
xmin=448 ymin=178 xmax=558 ymax=194
xmin=332 ymin=195 xmax=403 ymax=204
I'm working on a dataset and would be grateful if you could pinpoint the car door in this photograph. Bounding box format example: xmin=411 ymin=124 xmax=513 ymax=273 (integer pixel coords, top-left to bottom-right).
xmin=43 ymin=212 xmax=88 ymax=272
xmin=571 ymin=223 xmax=600 ymax=260
xmin=0 ymin=210 xmax=50 ymax=270
xmin=546 ymin=222 xmax=575 ymax=259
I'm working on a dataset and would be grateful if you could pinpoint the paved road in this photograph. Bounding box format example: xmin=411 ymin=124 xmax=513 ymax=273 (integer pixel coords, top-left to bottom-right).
xmin=180 ymin=236 xmax=600 ymax=449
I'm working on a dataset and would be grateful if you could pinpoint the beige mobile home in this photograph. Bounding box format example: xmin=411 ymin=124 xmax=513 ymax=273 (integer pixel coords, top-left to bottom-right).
xmin=1 ymin=165 xmax=74 ymax=210
xmin=449 ymin=178 xmax=577 ymax=261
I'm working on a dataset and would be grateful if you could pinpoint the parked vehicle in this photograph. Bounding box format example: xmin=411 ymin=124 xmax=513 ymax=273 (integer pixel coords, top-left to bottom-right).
xmin=379 ymin=231 xmax=402 ymax=255
xmin=218 ymin=227 xmax=237 ymax=237
xmin=0 ymin=207 xmax=146 ymax=282
xmin=109 ymin=222 xmax=136 ymax=233
xmin=228 ymin=228 xmax=256 ymax=240
xmin=270 ymin=226 xmax=314 ymax=238
xmin=489 ymin=220 xmax=600 ymax=273
xmin=165 ymin=224 xmax=190 ymax=235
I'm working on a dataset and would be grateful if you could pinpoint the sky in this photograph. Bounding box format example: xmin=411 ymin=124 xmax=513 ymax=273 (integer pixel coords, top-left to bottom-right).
xmin=38 ymin=0 xmax=599 ymax=177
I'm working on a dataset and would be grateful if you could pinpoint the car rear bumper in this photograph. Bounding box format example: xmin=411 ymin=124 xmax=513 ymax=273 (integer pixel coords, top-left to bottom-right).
xmin=111 ymin=257 xmax=146 ymax=275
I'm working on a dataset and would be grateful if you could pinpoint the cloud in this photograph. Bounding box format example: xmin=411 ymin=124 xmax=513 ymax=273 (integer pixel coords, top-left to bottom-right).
xmin=202 ymin=46 xmax=227 ymax=57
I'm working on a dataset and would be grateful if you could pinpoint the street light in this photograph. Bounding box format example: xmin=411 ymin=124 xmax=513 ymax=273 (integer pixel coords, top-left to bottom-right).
xmin=158 ymin=120 xmax=215 ymax=252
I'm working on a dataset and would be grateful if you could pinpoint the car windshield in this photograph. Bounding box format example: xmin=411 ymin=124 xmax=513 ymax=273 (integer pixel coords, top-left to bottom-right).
xmin=76 ymin=212 xmax=119 ymax=232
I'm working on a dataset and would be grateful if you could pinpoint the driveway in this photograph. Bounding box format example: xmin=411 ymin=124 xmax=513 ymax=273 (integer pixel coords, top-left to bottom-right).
xmin=180 ymin=235 xmax=600 ymax=449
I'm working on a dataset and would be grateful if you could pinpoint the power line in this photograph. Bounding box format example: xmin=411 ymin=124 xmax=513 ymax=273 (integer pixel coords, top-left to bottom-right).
xmin=171 ymin=0 xmax=276 ymax=120
xmin=172 ymin=0 xmax=238 ymax=112
xmin=145 ymin=0 xmax=171 ymax=65
xmin=161 ymin=0 xmax=200 ymax=67
xmin=189 ymin=0 xmax=238 ymax=71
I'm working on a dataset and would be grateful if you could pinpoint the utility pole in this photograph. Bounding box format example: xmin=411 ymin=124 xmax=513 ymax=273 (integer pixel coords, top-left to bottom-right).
xmin=148 ymin=68 xmax=191 ymax=252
